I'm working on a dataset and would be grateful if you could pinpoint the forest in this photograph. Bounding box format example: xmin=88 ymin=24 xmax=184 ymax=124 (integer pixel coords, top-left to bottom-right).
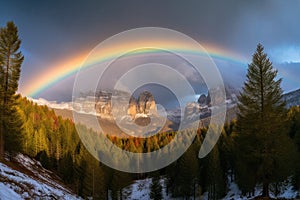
xmin=0 ymin=22 xmax=300 ymax=200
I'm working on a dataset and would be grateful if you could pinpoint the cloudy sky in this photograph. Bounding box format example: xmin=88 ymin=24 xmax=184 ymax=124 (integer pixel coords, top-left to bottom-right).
xmin=1 ymin=0 xmax=300 ymax=102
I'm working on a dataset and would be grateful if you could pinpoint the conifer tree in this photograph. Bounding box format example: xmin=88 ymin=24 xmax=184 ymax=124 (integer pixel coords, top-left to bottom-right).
xmin=236 ymin=44 xmax=294 ymax=197
xmin=288 ymin=106 xmax=300 ymax=191
xmin=110 ymin=170 xmax=132 ymax=200
xmin=0 ymin=21 xmax=24 ymax=157
xmin=150 ymin=174 xmax=162 ymax=200
xmin=205 ymin=145 xmax=226 ymax=200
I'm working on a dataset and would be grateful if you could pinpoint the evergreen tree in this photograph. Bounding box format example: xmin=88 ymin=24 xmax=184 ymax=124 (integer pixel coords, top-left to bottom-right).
xmin=235 ymin=44 xmax=295 ymax=197
xmin=288 ymin=106 xmax=300 ymax=191
xmin=205 ymin=145 xmax=226 ymax=200
xmin=110 ymin=170 xmax=132 ymax=200
xmin=166 ymin=144 xmax=199 ymax=199
xmin=0 ymin=21 xmax=24 ymax=157
xmin=150 ymin=174 xmax=162 ymax=200
xmin=178 ymin=146 xmax=199 ymax=199
xmin=58 ymin=152 xmax=74 ymax=183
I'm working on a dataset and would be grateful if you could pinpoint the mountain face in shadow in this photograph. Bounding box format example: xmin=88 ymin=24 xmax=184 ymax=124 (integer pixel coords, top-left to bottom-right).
xmin=283 ymin=88 xmax=300 ymax=107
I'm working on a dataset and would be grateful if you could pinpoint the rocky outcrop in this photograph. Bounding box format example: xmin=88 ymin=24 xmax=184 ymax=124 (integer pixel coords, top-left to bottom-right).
xmin=126 ymin=91 xmax=157 ymax=119
xmin=185 ymin=102 xmax=200 ymax=118
xmin=283 ymin=88 xmax=300 ymax=107
xmin=197 ymin=94 xmax=207 ymax=106
xmin=127 ymin=96 xmax=138 ymax=118
xmin=137 ymin=91 xmax=157 ymax=115
xmin=94 ymin=90 xmax=157 ymax=119
xmin=95 ymin=91 xmax=112 ymax=115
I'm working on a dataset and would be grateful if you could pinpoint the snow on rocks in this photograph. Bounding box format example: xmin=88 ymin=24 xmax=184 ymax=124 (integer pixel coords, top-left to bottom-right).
xmin=0 ymin=154 xmax=81 ymax=200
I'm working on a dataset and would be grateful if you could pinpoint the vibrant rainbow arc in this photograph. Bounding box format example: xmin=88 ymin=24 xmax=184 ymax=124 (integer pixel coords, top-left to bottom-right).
xmin=22 ymin=42 xmax=247 ymax=98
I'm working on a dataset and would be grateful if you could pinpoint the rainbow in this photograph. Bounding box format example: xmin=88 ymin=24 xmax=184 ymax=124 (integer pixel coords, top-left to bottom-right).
xmin=22 ymin=40 xmax=247 ymax=98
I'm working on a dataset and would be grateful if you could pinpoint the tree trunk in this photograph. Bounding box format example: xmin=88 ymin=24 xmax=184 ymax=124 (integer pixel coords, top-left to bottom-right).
xmin=166 ymin=184 xmax=169 ymax=196
xmin=193 ymin=181 xmax=196 ymax=200
xmin=262 ymin=182 xmax=269 ymax=197
xmin=275 ymin=183 xmax=279 ymax=197
xmin=0 ymin=124 xmax=4 ymax=159
xmin=107 ymin=188 xmax=109 ymax=200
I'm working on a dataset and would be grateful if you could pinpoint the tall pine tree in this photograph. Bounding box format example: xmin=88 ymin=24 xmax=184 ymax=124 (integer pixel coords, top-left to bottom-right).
xmin=236 ymin=44 xmax=294 ymax=197
xmin=150 ymin=173 xmax=162 ymax=200
xmin=0 ymin=21 xmax=24 ymax=157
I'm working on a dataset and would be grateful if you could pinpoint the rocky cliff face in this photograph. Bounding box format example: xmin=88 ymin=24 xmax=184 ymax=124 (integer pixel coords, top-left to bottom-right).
xmin=137 ymin=91 xmax=157 ymax=115
xmin=283 ymin=88 xmax=300 ymax=107
xmin=127 ymin=96 xmax=138 ymax=118
xmin=94 ymin=90 xmax=157 ymax=119
xmin=95 ymin=91 xmax=112 ymax=115
xmin=127 ymin=91 xmax=157 ymax=119
xmin=197 ymin=94 xmax=208 ymax=106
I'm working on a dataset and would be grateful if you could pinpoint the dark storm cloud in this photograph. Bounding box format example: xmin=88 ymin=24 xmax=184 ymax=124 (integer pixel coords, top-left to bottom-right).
xmin=228 ymin=1 xmax=300 ymax=56
xmin=0 ymin=0 xmax=299 ymax=101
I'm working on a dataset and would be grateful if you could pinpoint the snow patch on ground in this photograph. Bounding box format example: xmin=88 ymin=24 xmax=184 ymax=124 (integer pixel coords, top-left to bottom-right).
xmin=120 ymin=176 xmax=299 ymax=200
xmin=201 ymin=178 xmax=299 ymax=200
xmin=122 ymin=178 xmax=172 ymax=200
xmin=0 ymin=182 xmax=21 ymax=200
xmin=0 ymin=154 xmax=81 ymax=200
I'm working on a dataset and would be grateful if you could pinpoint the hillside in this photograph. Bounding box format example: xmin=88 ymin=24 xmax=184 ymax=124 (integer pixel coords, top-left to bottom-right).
xmin=283 ymin=88 xmax=300 ymax=107
xmin=53 ymin=108 xmax=176 ymax=136
xmin=32 ymin=87 xmax=300 ymax=134
xmin=123 ymin=177 xmax=298 ymax=200
xmin=0 ymin=154 xmax=80 ymax=200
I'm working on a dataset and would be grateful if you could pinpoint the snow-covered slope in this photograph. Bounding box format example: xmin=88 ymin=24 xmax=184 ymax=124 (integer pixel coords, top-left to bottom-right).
xmin=0 ymin=154 xmax=81 ymax=200
xmin=217 ymin=179 xmax=298 ymax=200
xmin=120 ymin=177 xmax=299 ymax=200
xmin=121 ymin=178 xmax=171 ymax=200
xmin=283 ymin=88 xmax=300 ymax=107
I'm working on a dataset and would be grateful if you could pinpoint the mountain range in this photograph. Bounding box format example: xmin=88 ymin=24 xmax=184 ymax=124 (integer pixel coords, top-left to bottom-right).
xmin=283 ymin=88 xmax=300 ymax=108
xmin=28 ymin=87 xmax=300 ymax=131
